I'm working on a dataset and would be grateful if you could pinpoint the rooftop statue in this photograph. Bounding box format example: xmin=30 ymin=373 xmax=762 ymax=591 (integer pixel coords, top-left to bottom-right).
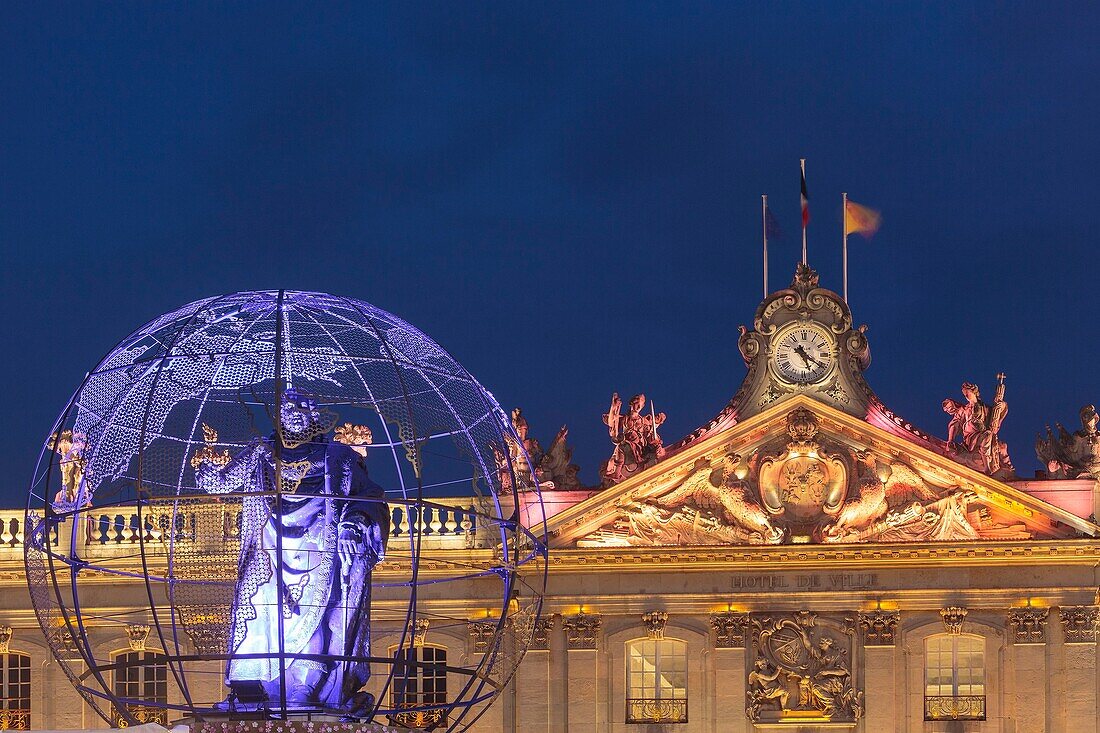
xmin=1035 ymin=404 xmax=1100 ymax=479
xmin=47 ymin=430 xmax=87 ymax=509
xmin=942 ymin=374 xmax=1015 ymax=479
xmin=194 ymin=389 xmax=389 ymax=714
xmin=507 ymin=408 xmax=544 ymax=489
xmin=538 ymin=425 xmax=583 ymax=490
xmin=600 ymin=393 xmax=666 ymax=486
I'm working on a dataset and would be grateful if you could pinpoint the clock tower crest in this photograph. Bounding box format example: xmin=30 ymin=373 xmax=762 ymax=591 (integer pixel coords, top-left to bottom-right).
xmin=735 ymin=263 xmax=871 ymax=418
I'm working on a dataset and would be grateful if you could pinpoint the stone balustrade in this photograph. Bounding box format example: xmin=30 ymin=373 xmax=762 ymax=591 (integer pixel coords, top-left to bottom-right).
xmin=0 ymin=499 xmax=485 ymax=560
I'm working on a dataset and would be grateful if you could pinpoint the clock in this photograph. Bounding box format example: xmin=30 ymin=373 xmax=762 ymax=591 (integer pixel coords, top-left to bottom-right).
xmin=772 ymin=323 xmax=835 ymax=384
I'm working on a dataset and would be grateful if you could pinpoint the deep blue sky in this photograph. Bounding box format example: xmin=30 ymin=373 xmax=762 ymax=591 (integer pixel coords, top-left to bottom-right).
xmin=3 ymin=3 xmax=1098 ymax=502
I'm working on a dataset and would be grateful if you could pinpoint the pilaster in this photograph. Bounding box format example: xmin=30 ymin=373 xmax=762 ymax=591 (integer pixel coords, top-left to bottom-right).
xmin=709 ymin=613 xmax=747 ymax=733
xmin=563 ymin=613 xmax=600 ymax=732
xmin=859 ymin=610 xmax=898 ymax=732
xmin=1008 ymin=607 xmax=1048 ymax=733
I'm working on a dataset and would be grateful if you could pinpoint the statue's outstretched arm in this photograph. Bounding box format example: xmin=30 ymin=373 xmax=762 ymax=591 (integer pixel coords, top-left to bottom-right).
xmin=196 ymin=441 xmax=265 ymax=494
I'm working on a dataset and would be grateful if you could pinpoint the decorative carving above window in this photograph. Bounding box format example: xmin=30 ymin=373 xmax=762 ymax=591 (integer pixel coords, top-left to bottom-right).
xmin=563 ymin=612 xmax=601 ymax=650
xmin=408 ymin=618 xmax=429 ymax=648
xmin=940 ymin=607 xmax=967 ymax=635
xmin=857 ymin=610 xmax=899 ymax=646
xmin=0 ymin=626 xmax=11 ymax=655
xmin=126 ymin=624 xmax=150 ymax=652
xmin=1059 ymin=606 xmax=1099 ymax=644
xmin=710 ymin=612 xmax=748 ymax=649
xmin=642 ymin=611 xmax=668 ymax=640
xmin=1008 ymin=608 xmax=1047 ymax=644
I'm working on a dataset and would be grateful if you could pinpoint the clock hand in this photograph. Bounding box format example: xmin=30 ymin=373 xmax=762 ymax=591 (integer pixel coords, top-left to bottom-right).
xmin=793 ymin=345 xmax=813 ymax=369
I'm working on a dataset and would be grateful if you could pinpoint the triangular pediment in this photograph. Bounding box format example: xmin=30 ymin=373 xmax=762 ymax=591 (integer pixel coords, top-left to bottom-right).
xmin=547 ymin=395 xmax=1098 ymax=548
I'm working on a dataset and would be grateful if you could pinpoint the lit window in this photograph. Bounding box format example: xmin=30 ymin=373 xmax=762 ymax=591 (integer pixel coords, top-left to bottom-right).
xmin=626 ymin=639 xmax=687 ymax=724
xmin=390 ymin=645 xmax=447 ymax=729
xmin=111 ymin=651 xmax=168 ymax=727
xmin=924 ymin=635 xmax=985 ymax=721
xmin=0 ymin=653 xmax=31 ymax=730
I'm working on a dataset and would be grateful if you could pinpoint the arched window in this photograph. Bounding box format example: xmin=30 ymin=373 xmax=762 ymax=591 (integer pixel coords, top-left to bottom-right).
xmin=0 ymin=653 xmax=30 ymax=730
xmin=924 ymin=635 xmax=986 ymax=721
xmin=390 ymin=645 xmax=447 ymax=729
xmin=111 ymin=651 xmax=168 ymax=727
xmin=626 ymin=639 xmax=687 ymax=724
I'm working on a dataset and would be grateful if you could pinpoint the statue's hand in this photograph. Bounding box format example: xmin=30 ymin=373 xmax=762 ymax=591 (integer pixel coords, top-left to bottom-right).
xmin=338 ymin=523 xmax=365 ymax=570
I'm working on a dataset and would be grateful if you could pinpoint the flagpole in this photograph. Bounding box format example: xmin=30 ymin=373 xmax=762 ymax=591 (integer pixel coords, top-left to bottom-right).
xmin=761 ymin=194 xmax=769 ymax=298
xmin=800 ymin=159 xmax=807 ymax=265
xmin=842 ymin=191 xmax=849 ymax=303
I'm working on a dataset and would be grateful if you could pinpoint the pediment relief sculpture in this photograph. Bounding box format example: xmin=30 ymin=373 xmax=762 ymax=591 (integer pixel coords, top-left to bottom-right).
xmin=577 ymin=406 xmax=1034 ymax=547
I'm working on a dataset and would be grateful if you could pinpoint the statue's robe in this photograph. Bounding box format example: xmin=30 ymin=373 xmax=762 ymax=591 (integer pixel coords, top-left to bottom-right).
xmin=205 ymin=436 xmax=389 ymax=708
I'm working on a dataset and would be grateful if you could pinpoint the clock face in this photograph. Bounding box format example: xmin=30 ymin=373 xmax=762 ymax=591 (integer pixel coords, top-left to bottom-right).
xmin=773 ymin=324 xmax=834 ymax=384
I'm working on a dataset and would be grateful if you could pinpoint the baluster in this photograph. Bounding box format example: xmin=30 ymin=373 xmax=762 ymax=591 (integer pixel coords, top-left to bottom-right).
xmin=115 ymin=514 xmax=130 ymax=543
xmin=443 ymin=507 xmax=458 ymax=536
xmin=459 ymin=506 xmax=474 ymax=536
xmin=1 ymin=519 xmax=14 ymax=546
xmin=13 ymin=517 xmax=23 ymax=546
xmin=428 ymin=507 xmax=443 ymax=536
xmin=393 ymin=506 xmax=409 ymax=538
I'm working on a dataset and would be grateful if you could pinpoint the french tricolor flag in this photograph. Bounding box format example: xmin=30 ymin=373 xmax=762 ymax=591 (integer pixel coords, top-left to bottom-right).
xmin=800 ymin=160 xmax=809 ymax=228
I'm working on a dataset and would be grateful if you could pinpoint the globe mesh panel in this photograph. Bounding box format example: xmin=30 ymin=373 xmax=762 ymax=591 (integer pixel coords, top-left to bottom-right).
xmin=25 ymin=290 xmax=546 ymax=730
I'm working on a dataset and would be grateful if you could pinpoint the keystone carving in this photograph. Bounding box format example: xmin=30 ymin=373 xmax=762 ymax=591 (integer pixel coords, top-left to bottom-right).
xmin=563 ymin=612 xmax=601 ymax=650
xmin=408 ymin=618 xmax=429 ymax=648
xmin=1008 ymin=608 xmax=1047 ymax=644
xmin=642 ymin=611 xmax=668 ymax=640
xmin=126 ymin=624 xmax=150 ymax=651
xmin=940 ymin=607 xmax=968 ymax=635
xmin=857 ymin=610 xmax=899 ymax=646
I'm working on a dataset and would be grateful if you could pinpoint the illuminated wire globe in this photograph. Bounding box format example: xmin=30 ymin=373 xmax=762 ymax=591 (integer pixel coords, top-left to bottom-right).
xmin=25 ymin=290 xmax=547 ymax=730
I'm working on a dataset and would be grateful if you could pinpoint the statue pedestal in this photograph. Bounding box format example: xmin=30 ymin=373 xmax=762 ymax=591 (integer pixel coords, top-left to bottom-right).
xmin=187 ymin=716 xmax=399 ymax=733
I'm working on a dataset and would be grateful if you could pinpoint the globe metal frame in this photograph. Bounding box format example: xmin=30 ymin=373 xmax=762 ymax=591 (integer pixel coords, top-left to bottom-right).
xmin=24 ymin=290 xmax=547 ymax=730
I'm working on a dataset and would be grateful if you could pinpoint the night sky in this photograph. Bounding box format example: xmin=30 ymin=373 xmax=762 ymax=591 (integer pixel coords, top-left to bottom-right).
xmin=3 ymin=3 xmax=1099 ymax=503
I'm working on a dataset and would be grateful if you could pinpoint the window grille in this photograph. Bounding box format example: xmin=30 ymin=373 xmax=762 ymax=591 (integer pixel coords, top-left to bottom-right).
xmin=0 ymin=654 xmax=30 ymax=730
xmin=924 ymin=635 xmax=985 ymax=721
xmin=626 ymin=639 xmax=687 ymax=724
xmin=111 ymin=651 xmax=168 ymax=726
xmin=390 ymin=645 xmax=447 ymax=729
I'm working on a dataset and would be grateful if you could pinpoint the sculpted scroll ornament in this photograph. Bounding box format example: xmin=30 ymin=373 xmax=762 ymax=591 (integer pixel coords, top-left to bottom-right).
xmin=747 ymin=612 xmax=863 ymax=723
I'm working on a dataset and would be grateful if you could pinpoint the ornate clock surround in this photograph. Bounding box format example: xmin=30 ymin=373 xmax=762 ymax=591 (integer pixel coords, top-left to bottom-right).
xmin=737 ymin=264 xmax=871 ymax=419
